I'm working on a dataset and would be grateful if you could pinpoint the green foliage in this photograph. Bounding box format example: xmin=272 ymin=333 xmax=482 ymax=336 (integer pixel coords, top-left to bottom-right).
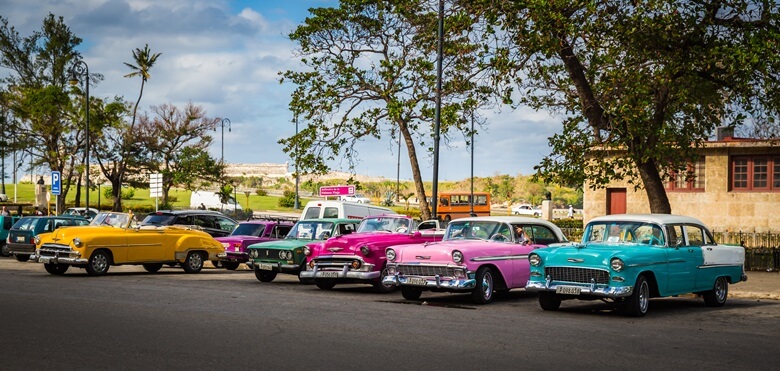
xmin=255 ymin=189 xmax=267 ymax=196
xmin=277 ymin=190 xmax=296 ymax=208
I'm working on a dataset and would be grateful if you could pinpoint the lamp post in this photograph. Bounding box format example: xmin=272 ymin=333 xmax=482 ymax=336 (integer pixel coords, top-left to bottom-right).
xmin=469 ymin=114 xmax=475 ymax=217
xmin=431 ymin=0 xmax=444 ymax=221
xmin=69 ymin=60 xmax=90 ymax=212
xmin=396 ymin=128 xmax=401 ymax=203
xmin=216 ymin=118 xmax=230 ymax=184
xmin=293 ymin=115 xmax=300 ymax=210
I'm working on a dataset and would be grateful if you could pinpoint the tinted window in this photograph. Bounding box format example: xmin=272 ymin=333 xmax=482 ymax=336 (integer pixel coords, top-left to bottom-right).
xmin=271 ymin=225 xmax=292 ymax=238
xmin=303 ymin=207 xmax=320 ymax=219
xmin=13 ymin=217 xmax=38 ymax=231
xmin=142 ymin=214 xmax=177 ymax=226
xmin=194 ymin=215 xmax=216 ymax=229
xmin=337 ymin=223 xmax=356 ymax=236
xmin=232 ymin=223 xmax=265 ymax=236
xmin=323 ymin=207 xmax=339 ymax=218
xmin=3 ymin=217 xmax=14 ymax=229
xmin=215 ymin=217 xmax=237 ymax=232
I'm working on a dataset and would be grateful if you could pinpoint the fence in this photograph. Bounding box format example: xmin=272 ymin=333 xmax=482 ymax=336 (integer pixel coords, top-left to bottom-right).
xmin=558 ymin=229 xmax=779 ymax=272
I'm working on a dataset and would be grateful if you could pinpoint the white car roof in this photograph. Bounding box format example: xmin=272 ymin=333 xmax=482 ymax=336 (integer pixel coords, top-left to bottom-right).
xmin=589 ymin=214 xmax=706 ymax=225
xmin=449 ymin=215 xmax=559 ymax=228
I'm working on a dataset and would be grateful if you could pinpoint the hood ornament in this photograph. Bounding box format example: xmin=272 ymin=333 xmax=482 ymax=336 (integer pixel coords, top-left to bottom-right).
xmin=567 ymin=258 xmax=585 ymax=263
xmin=327 ymin=247 xmax=343 ymax=252
xmin=416 ymin=255 xmax=431 ymax=260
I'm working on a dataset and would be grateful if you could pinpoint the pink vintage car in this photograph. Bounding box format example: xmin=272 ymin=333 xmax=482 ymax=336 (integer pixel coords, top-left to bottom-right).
xmin=383 ymin=216 xmax=569 ymax=304
xmin=300 ymin=215 xmax=443 ymax=292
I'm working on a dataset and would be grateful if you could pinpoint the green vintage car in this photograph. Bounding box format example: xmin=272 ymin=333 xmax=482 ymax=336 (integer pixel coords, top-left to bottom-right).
xmin=247 ymin=218 xmax=360 ymax=283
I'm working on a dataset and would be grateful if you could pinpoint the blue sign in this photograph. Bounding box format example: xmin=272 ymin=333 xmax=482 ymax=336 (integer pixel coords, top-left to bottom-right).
xmin=51 ymin=171 xmax=61 ymax=195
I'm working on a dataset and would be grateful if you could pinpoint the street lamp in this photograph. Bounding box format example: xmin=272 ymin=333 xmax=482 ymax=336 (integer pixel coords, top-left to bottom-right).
xmin=469 ymin=114 xmax=476 ymax=217
xmin=216 ymin=118 xmax=231 ymax=184
xmin=69 ymin=60 xmax=90 ymax=212
xmin=431 ymin=0 xmax=444 ymax=221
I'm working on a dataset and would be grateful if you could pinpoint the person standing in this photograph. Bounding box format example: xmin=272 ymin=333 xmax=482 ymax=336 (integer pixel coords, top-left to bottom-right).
xmin=567 ymin=205 xmax=574 ymax=218
xmin=1 ymin=206 xmax=10 ymax=216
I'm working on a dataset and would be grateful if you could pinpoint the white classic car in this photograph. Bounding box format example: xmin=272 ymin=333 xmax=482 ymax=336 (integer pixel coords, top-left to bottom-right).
xmin=511 ymin=204 xmax=540 ymax=216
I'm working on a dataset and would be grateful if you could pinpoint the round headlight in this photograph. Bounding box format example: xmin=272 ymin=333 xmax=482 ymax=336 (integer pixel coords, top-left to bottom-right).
xmin=303 ymin=247 xmax=310 ymax=256
xmin=452 ymin=250 xmax=463 ymax=264
xmin=529 ymin=254 xmax=541 ymax=266
xmin=73 ymin=238 xmax=83 ymax=247
xmin=360 ymin=245 xmax=370 ymax=256
xmin=386 ymin=248 xmax=396 ymax=262
xmin=278 ymin=251 xmax=286 ymax=259
xmin=350 ymin=260 xmax=362 ymax=269
xmin=285 ymin=251 xmax=293 ymax=259
xmin=34 ymin=236 xmax=41 ymax=245
xmin=610 ymin=257 xmax=624 ymax=272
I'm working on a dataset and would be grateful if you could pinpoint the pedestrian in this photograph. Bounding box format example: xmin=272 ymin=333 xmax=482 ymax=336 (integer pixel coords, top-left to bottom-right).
xmin=567 ymin=204 xmax=574 ymax=218
xmin=37 ymin=176 xmax=45 ymax=185
xmin=35 ymin=207 xmax=43 ymax=216
xmin=16 ymin=205 xmax=23 ymax=216
xmin=1 ymin=206 xmax=10 ymax=216
xmin=199 ymin=203 xmax=206 ymax=210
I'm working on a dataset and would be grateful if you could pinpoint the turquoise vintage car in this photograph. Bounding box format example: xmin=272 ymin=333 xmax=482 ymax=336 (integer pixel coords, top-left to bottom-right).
xmin=247 ymin=218 xmax=360 ymax=283
xmin=526 ymin=214 xmax=747 ymax=317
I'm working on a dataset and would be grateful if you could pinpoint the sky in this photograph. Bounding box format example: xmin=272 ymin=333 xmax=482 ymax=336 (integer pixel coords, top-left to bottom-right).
xmin=2 ymin=0 xmax=562 ymax=182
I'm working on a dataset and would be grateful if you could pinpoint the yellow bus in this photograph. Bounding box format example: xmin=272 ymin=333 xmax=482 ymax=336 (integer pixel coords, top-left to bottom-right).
xmin=436 ymin=192 xmax=491 ymax=222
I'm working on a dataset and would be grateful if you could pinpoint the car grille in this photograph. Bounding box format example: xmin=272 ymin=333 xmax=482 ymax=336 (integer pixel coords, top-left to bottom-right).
xmin=38 ymin=244 xmax=74 ymax=257
xmin=254 ymin=249 xmax=282 ymax=259
xmin=396 ymin=265 xmax=454 ymax=277
xmin=545 ymin=267 xmax=610 ymax=285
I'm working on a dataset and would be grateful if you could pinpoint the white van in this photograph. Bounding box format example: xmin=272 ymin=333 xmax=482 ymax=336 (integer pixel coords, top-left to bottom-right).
xmin=300 ymin=200 xmax=393 ymax=220
xmin=190 ymin=191 xmax=243 ymax=212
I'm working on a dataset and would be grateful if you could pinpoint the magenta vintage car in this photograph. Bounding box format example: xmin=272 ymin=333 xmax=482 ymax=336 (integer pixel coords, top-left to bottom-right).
xmin=299 ymin=214 xmax=443 ymax=292
xmin=214 ymin=219 xmax=294 ymax=270
xmin=383 ymin=216 xmax=570 ymax=304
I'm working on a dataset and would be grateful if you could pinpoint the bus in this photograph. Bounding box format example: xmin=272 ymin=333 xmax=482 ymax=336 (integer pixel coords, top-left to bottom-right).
xmin=436 ymin=191 xmax=491 ymax=222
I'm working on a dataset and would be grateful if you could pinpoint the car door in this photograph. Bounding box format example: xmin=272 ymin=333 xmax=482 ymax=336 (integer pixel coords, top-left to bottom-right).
xmin=215 ymin=216 xmax=238 ymax=237
xmin=127 ymin=226 xmax=168 ymax=262
xmin=510 ymin=224 xmax=547 ymax=287
xmin=664 ymin=224 xmax=703 ymax=294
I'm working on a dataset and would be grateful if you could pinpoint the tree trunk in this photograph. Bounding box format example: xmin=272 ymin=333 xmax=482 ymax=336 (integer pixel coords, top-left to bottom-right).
xmin=636 ymin=159 xmax=671 ymax=214
xmin=398 ymin=120 xmax=431 ymax=221
xmin=110 ymin=178 xmax=123 ymax=212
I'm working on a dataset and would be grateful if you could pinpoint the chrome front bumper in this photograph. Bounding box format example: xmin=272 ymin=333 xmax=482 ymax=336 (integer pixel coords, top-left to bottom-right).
xmin=33 ymin=254 xmax=88 ymax=265
xmin=253 ymin=261 xmax=301 ymax=272
xmin=382 ymin=275 xmax=476 ymax=290
xmin=525 ymin=280 xmax=634 ymax=298
xmin=299 ymin=264 xmax=380 ymax=280
xmin=216 ymin=251 xmax=249 ymax=262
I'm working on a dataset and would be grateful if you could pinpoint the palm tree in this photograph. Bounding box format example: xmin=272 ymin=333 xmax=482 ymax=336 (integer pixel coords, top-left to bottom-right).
xmin=124 ymin=44 xmax=161 ymax=128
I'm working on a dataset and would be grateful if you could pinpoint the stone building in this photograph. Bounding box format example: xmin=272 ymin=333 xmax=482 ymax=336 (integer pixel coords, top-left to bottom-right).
xmin=583 ymin=136 xmax=780 ymax=232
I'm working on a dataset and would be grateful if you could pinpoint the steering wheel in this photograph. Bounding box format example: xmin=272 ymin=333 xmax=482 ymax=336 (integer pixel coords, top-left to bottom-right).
xmin=644 ymin=235 xmax=663 ymax=246
xmin=490 ymin=233 xmax=509 ymax=242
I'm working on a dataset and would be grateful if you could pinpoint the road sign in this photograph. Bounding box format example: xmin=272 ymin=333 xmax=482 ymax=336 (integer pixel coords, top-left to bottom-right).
xmin=149 ymin=173 xmax=163 ymax=198
xmin=319 ymin=185 xmax=355 ymax=197
xmin=51 ymin=171 xmax=61 ymax=195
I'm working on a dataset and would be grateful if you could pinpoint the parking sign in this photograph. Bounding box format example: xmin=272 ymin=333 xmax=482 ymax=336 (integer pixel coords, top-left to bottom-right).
xmin=51 ymin=171 xmax=61 ymax=195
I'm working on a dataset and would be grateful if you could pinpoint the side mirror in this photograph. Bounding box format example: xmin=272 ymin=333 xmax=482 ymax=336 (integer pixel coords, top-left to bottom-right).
xmin=413 ymin=231 xmax=422 ymax=238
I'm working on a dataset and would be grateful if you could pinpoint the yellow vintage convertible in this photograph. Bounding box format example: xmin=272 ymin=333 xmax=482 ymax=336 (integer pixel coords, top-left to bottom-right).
xmin=32 ymin=212 xmax=224 ymax=276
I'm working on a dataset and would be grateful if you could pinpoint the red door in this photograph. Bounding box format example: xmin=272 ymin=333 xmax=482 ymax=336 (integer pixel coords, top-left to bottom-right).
xmin=606 ymin=188 xmax=626 ymax=215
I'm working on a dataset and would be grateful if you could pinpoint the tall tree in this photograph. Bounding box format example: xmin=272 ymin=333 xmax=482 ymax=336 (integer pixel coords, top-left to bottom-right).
xmin=280 ymin=0 xmax=498 ymax=220
xmin=466 ymin=0 xmax=780 ymax=213
xmin=0 ymin=14 xmax=93 ymax=212
xmin=143 ymin=102 xmax=223 ymax=207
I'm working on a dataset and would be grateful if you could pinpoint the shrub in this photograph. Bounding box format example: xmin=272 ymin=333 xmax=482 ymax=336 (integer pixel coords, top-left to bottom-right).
xmin=277 ymin=190 xmax=296 ymax=208
xmin=256 ymin=189 xmax=268 ymax=196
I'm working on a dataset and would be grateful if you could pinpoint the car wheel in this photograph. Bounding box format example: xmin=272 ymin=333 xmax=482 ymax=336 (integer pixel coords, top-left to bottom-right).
xmin=142 ymin=263 xmax=163 ymax=273
xmin=703 ymin=276 xmax=729 ymax=307
xmin=401 ymin=286 xmax=423 ymax=300
xmin=538 ymin=292 xmax=562 ymax=311
xmin=471 ymin=266 xmax=495 ymax=304
xmin=624 ymin=275 xmax=650 ymax=317
xmin=372 ymin=268 xmax=397 ymax=293
xmin=254 ymin=265 xmax=277 ymax=282
xmin=85 ymin=250 xmax=111 ymax=276
xmin=315 ymin=279 xmax=337 ymax=290
xmin=0 ymin=243 xmax=10 ymax=257
xmin=44 ymin=263 xmax=69 ymax=275
xmin=14 ymin=253 xmax=30 ymax=262
xmin=221 ymin=262 xmax=240 ymax=270
xmin=210 ymin=260 xmax=221 ymax=268
xmin=182 ymin=251 xmax=205 ymax=273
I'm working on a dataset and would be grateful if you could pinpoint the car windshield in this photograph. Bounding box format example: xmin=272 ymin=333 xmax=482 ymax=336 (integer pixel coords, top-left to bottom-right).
xmin=357 ymin=216 xmax=411 ymax=233
xmin=141 ymin=214 xmax=176 ymax=226
xmin=444 ymin=220 xmax=506 ymax=241
xmin=287 ymin=221 xmax=335 ymax=240
xmin=584 ymin=221 xmax=666 ymax=246
xmin=231 ymin=223 xmax=265 ymax=237
xmin=90 ymin=212 xmax=137 ymax=228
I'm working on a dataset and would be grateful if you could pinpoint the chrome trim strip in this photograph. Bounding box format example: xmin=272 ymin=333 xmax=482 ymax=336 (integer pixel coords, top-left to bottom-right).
xmin=470 ymin=254 xmax=528 ymax=262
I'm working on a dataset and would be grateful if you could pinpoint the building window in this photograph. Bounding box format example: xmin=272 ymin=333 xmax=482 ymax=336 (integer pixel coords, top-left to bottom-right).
xmin=667 ymin=159 xmax=705 ymax=192
xmin=731 ymin=156 xmax=780 ymax=191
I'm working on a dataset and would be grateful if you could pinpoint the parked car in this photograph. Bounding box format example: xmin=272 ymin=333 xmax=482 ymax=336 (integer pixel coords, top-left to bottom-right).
xmin=248 ymin=218 xmax=361 ymax=283
xmin=511 ymin=204 xmax=540 ymax=217
xmin=190 ymin=190 xmax=242 ymax=212
xmin=300 ymin=200 xmax=391 ymax=219
xmin=300 ymin=214 xmax=443 ymax=292
xmin=383 ymin=216 xmax=569 ymax=304
xmin=0 ymin=193 xmax=8 ymax=202
xmin=31 ymin=212 xmax=224 ymax=276
xmin=339 ymin=194 xmax=371 ymax=203
xmin=525 ymin=214 xmax=747 ymax=317
xmin=0 ymin=215 xmax=21 ymax=257
xmin=62 ymin=207 xmax=100 ymax=220
xmin=6 ymin=215 xmax=89 ymax=261
xmin=214 ymin=219 xmax=295 ymax=270
xmin=140 ymin=210 xmax=238 ymax=238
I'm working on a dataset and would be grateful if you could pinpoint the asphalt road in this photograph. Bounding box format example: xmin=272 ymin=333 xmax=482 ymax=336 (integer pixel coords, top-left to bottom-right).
xmin=1 ymin=259 xmax=778 ymax=371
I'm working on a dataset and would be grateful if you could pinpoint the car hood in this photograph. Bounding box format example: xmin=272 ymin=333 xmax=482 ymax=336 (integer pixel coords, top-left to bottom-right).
xmin=539 ymin=243 xmax=638 ymax=266
xmin=391 ymin=240 xmax=476 ymax=264
xmin=248 ymin=239 xmax=307 ymax=251
xmin=313 ymin=232 xmax=435 ymax=256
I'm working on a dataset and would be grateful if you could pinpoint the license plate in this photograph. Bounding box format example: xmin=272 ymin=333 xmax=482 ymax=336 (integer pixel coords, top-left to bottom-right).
xmin=318 ymin=271 xmax=339 ymax=278
xmin=556 ymin=286 xmax=582 ymax=295
xmin=407 ymin=277 xmax=426 ymax=286
xmin=234 ymin=247 xmax=240 ymax=252
xmin=258 ymin=263 xmax=274 ymax=271
xmin=39 ymin=257 xmax=51 ymax=264
xmin=16 ymin=236 xmax=25 ymax=242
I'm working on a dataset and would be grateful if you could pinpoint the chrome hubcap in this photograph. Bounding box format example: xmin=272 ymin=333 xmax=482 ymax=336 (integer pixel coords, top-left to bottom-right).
xmin=639 ymin=281 xmax=649 ymax=313
xmin=188 ymin=253 xmax=202 ymax=269
xmin=715 ymin=277 xmax=727 ymax=301
xmin=93 ymin=254 xmax=108 ymax=272
xmin=482 ymin=272 xmax=493 ymax=300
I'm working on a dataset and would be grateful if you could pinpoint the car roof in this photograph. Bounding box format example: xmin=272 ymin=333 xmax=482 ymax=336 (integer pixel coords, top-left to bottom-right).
xmin=300 ymin=218 xmax=360 ymax=223
xmin=588 ymin=213 xmax=706 ymax=225
xmin=148 ymin=209 xmax=237 ymax=221
xmin=448 ymin=215 xmax=560 ymax=229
